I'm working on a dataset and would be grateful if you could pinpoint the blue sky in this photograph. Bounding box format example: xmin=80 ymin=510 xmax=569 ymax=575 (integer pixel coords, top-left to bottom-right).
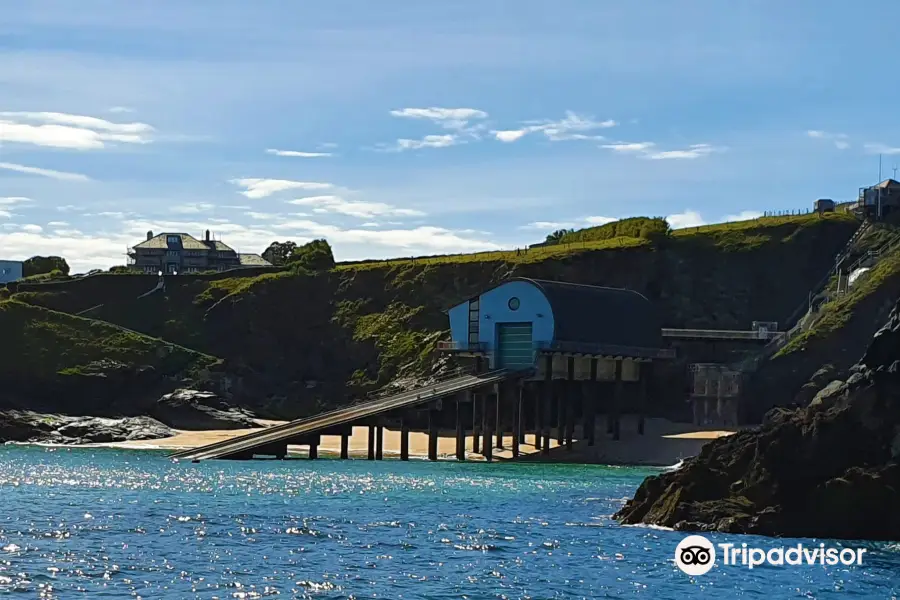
xmin=2 ymin=1 xmax=899 ymax=272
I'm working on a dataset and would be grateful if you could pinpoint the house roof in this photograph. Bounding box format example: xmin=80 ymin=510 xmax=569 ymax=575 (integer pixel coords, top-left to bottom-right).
xmin=522 ymin=278 xmax=662 ymax=349
xmin=238 ymin=253 xmax=273 ymax=266
xmin=873 ymin=178 xmax=900 ymax=190
xmin=132 ymin=233 xmax=235 ymax=252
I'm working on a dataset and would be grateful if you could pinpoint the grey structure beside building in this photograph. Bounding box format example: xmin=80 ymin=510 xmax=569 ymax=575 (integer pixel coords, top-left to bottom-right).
xmin=128 ymin=230 xmax=272 ymax=274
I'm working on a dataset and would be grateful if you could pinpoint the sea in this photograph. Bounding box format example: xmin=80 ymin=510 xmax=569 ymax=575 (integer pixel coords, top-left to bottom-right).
xmin=0 ymin=445 xmax=897 ymax=599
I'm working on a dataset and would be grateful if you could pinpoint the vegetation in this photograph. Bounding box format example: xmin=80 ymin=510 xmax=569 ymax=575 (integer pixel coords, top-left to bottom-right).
xmin=559 ymin=216 xmax=671 ymax=244
xmin=23 ymin=255 xmax=70 ymax=277
xmin=0 ymin=299 xmax=219 ymax=379
xmin=289 ymin=239 xmax=335 ymax=273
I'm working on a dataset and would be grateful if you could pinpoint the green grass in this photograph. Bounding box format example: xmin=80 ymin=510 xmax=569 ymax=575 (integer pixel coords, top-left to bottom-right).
xmin=0 ymin=299 xmax=220 ymax=378
xmin=193 ymin=270 xmax=294 ymax=305
xmin=776 ymin=246 xmax=900 ymax=356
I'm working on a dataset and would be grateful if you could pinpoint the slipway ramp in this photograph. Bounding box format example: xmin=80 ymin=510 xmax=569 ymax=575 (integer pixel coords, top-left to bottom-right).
xmin=171 ymin=369 xmax=513 ymax=462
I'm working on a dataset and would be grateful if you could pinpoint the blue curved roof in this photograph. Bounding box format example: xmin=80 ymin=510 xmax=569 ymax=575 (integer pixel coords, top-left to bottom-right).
xmin=515 ymin=278 xmax=662 ymax=349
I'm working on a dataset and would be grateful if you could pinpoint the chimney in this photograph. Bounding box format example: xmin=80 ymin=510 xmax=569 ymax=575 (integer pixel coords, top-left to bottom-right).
xmin=147 ymin=230 xmax=153 ymax=241
xmin=205 ymin=229 xmax=210 ymax=242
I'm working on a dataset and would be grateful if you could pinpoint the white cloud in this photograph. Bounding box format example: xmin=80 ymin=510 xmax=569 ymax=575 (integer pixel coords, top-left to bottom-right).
xmin=57 ymin=205 xmax=80 ymax=212
xmin=519 ymin=215 xmax=616 ymax=230
xmin=378 ymin=134 xmax=461 ymax=152
xmin=863 ymin=143 xmax=900 ymax=156
xmin=584 ymin=215 xmax=617 ymax=225
xmin=645 ymin=144 xmax=720 ymax=160
xmin=286 ymin=195 xmax=425 ymax=219
xmin=230 ymin=178 xmax=333 ymax=199
xmin=0 ymin=111 xmax=154 ymax=149
xmin=0 ymin=196 xmax=32 ymax=206
xmin=494 ymin=111 xmax=617 ymax=143
xmin=806 ymin=130 xmax=850 ymax=150
xmin=0 ymin=210 xmax=10 ymax=219
xmin=170 ymin=203 xmax=214 ymax=214
xmin=0 ymin=162 xmax=90 ymax=181
xmin=723 ymin=210 xmax=763 ymax=222
xmin=108 ymin=106 xmax=136 ymax=114
xmin=47 ymin=221 xmax=69 ymax=227
xmin=265 ymin=148 xmax=333 ymax=158
xmin=390 ymin=107 xmax=488 ymax=131
xmin=20 ymin=224 xmax=43 ymax=233
xmin=246 ymin=211 xmax=280 ymax=220
xmin=601 ymin=141 xmax=656 ymax=153
xmin=666 ymin=210 xmax=706 ymax=229
xmin=518 ymin=221 xmax=573 ymax=230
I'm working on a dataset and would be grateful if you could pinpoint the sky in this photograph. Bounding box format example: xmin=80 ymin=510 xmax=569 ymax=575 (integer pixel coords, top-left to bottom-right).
xmin=2 ymin=1 xmax=900 ymax=273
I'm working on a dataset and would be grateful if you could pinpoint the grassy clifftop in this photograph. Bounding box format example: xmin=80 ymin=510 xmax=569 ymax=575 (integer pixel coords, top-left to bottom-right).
xmin=0 ymin=299 xmax=220 ymax=412
xmin=7 ymin=213 xmax=859 ymax=418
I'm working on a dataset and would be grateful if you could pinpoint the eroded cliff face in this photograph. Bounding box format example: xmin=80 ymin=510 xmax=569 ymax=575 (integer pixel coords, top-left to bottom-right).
xmin=6 ymin=216 xmax=857 ymax=419
xmin=615 ymin=297 xmax=900 ymax=541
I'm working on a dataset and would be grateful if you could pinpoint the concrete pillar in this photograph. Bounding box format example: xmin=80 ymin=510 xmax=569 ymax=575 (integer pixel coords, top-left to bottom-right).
xmin=534 ymin=381 xmax=543 ymax=449
xmin=375 ymin=425 xmax=384 ymax=460
xmin=612 ymin=359 xmax=623 ymax=441
xmin=512 ymin=383 xmax=521 ymax=458
xmin=400 ymin=417 xmax=410 ymax=461
xmin=482 ymin=390 xmax=493 ymax=462
xmin=367 ymin=425 xmax=376 ymax=460
xmin=555 ymin=380 xmax=564 ymax=444
xmin=585 ymin=358 xmax=597 ymax=446
xmin=472 ymin=393 xmax=481 ymax=453
xmin=428 ymin=407 xmax=439 ymax=461
xmin=340 ymin=432 xmax=349 ymax=460
xmin=565 ymin=357 xmax=575 ymax=451
xmin=309 ymin=435 xmax=319 ymax=460
xmin=517 ymin=383 xmax=527 ymax=445
xmin=638 ymin=361 xmax=651 ymax=435
xmin=542 ymin=355 xmax=552 ymax=455
xmin=495 ymin=383 xmax=504 ymax=450
xmin=456 ymin=393 xmax=466 ymax=461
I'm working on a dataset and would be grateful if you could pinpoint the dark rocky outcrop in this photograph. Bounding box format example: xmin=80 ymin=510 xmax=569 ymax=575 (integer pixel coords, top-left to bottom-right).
xmin=615 ymin=298 xmax=900 ymax=540
xmin=151 ymin=389 xmax=258 ymax=430
xmin=0 ymin=410 xmax=174 ymax=444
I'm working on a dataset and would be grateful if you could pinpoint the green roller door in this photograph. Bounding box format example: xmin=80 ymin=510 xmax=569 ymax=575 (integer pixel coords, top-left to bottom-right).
xmin=496 ymin=322 xmax=534 ymax=370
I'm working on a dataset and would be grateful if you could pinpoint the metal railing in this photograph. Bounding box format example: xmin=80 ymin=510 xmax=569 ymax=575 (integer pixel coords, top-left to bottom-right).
xmin=435 ymin=341 xmax=488 ymax=352
xmin=661 ymin=328 xmax=780 ymax=341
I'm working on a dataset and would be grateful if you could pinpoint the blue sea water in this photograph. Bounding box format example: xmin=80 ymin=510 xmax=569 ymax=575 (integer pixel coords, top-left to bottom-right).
xmin=0 ymin=446 xmax=897 ymax=599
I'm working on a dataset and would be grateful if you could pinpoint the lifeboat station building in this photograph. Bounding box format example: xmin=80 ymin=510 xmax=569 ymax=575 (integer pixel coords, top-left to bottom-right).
xmin=438 ymin=278 xmax=673 ymax=460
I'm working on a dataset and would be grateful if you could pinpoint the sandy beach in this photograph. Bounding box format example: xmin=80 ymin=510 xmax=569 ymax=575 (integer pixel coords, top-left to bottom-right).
xmin=88 ymin=416 xmax=735 ymax=465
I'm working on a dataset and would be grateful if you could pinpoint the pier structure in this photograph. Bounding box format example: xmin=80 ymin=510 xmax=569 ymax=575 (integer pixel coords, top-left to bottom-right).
xmin=172 ymin=277 xmax=674 ymax=463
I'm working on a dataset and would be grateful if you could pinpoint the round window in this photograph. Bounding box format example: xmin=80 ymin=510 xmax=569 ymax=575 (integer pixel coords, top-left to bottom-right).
xmin=508 ymin=297 xmax=520 ymax=311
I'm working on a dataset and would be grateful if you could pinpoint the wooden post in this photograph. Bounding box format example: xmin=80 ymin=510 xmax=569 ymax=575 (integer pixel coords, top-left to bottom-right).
xmin=565 ymin=357 xmax=575 ymax=450
xmin=309 ymin=435 xmax=319 ymax=460
xmin=428 ymin=407 xmax=439 ymax=461
xmin=612 ymin=359 xmax=623 ymax=441
xmin=481 ymin=389 xmax=489 ymax=455
xmin=638 ymin=362 xmax=651 ymax=435
xmin=534 ymin=381 xmax=543 ymax=449
xmin=472 ymin=393 xmax=481 ymax=453
xmin=556 ymin=380 xmax=565 ymax=445
xmin=340 ymin=432 xmax=349 ymax=460
xmin=375 ymin=425 xmax=384 ymax=460
xmin=517 ymin=383 xmax=526 ymax=444
xmin=367 ymin=425 xmax=376 ymax=460
xmin=495 ymin=383 xmax=504 ymax=450
xmin=542 ymin=355 xmax=552 ymax=455
xmin=400 ymin=416 xmax=410 ymax=461
xmin=512 ymin=383 xmax=521 ymax=458
xmin=456 ymin=394 xmax=466 ymax=461
xmin=586 ymin=358 xmax=597 ymax=446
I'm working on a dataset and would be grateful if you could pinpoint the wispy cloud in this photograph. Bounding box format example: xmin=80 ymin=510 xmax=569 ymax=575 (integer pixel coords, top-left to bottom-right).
xmin=863 ymin=143 xmax=900 ymax=155
xmin=600 ymin=141 xmax=723 ymax=160
xmin=170 ymin=203 xmax=214 ymax=214
xmin=20 ymin=224 xmax=43 ymax=233
xmin=390 ymin=107 xmax=488 ymax=132
xmin=108 ymin=106 xmax=136 ymax=114
xmin=0 ymin=162 xmax=90 ymax=181
xmin=265 ymin=148 xmax=333 ymax=158
xmin=230 ymin=178 xmax=333 ymax=199
xmin=0 ymin=111 xmax=154 ymax=149
xmin=0 ymin=196 xmax=32 ymax=206
xmin=287 ymin=195 xmax=425 ymax=219
xmin=519 ymin=215 xmax=617 ymax=231
xmin=723 ymin=210 xmax=763 ymax=222
xmin=807 ymin=130 xmax=850 ymax=150
xmin=666 ymin=210 xmax=706 ymax=229
xmin=494 ymin=111 xmax=616 ymax=143
xmin=377 ymin=134 xmax=461 ymax=152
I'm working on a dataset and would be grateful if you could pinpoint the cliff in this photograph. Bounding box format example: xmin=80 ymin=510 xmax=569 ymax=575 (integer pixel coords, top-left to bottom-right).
xmin=614 ymin=295 xmax=900 ymax=541
xmin=5 ymin=213 xmax=858 ymax=419
xmin=0 ymin=300 xmax=219 ymax=414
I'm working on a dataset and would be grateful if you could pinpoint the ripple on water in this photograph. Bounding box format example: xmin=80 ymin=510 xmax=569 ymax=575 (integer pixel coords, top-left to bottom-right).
xmin=0 ymin=446 xmax=897 ymax=599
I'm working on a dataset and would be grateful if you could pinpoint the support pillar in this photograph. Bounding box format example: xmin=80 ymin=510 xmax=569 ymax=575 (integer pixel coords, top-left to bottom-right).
xmin=517 ymin=383 xmax=526 ymax=444
xmin=585 ymin=358 xmax=597 ymax=446
xmin=472 ymin=394 xmax=481 ymax=453
xmin=428 ymin=407 xmax=439 ymax=461
xmin=456 ymin=393 xmax=466 ymax=461
xmin=495 ymin=383 xmax=504 ymax=450
xmin=400 ymin=416 xmax=410 ymax=461
xmin=542 ymin=355 xmax=552 ymax=455
xmin=512 ymin=384 xmax=521 ymax=458
xmin=556 ymin=380 xmax=565 ymax=445
xmin=340 ymin=432 xmax=349 ymax=460
xmin=482 ymin=390 xmax=493 ymax=462
xmin=612 ymin=359 xmax=623 ymax=441
xmin=638 ymin=362 xmax=651 ymax=435
xmin=534 ymin=382 xmax=543 ymax=449
xmin=367 ymin=425 xmax=376 ymax=460
xmin=565 ymin=357 xmax=575 ymax=451
xmin=375 ymin=425 xmax=384 ymax=460
xmin=308 ymin=435 xmax=319 ymax=460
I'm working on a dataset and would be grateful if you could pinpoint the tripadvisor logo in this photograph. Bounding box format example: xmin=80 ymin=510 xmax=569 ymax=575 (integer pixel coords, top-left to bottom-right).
xmin=674 ymin=534 xmax=868 ymax=575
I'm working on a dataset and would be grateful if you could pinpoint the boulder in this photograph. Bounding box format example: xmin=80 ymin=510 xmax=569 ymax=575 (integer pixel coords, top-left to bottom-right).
xmin=615 ymin=296 xmax=900 ymax=541
xmin=151 ymin=389 xmax=259 ymax=430
xmin=0 ymin=411 xmax=175 ymax=444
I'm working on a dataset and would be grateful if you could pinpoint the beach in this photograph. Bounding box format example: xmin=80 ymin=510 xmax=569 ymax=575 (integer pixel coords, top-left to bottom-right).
xmin=90 ymin=416 xmax=734 ymax=465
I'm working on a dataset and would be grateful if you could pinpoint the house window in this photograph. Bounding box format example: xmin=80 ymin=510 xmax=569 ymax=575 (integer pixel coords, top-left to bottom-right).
xmin=166 ymin=235 xmax=180 ymax=244
xmin=166 ymin=250 xmax=179 ymax=258
xmin=508 ymin=297 xmax=520 ymax=311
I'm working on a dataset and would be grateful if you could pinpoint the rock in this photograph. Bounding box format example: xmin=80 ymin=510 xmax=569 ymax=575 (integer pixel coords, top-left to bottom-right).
xmin=615 ymin=296 xmax=900 ymax=541
xmin=0 ymin=411 xmax=174 ymax=444
xmin=794 ymin=364 xmax=839 ymax=406
xmin=152 ymin=388 xmax=259 ymax=430
xmin=0 ymin=410 xmax=62 ymax=442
